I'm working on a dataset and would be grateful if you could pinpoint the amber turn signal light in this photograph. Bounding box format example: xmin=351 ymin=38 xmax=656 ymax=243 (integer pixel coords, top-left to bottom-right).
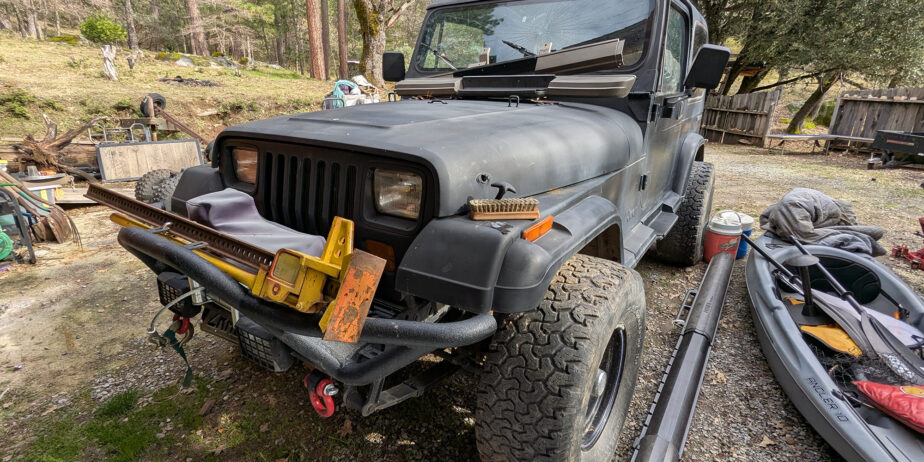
xmin=365 ymin=240 xmax=397 ymax=272
xmin=522 ymin=216 xmax=554 ymax=242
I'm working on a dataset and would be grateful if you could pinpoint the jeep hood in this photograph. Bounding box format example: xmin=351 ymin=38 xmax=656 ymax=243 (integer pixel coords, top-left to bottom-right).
xmin=219 ymin=99 xmax=643 ymax=217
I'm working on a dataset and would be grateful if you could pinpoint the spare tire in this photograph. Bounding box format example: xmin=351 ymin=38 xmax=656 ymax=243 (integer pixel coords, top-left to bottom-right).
xmin=140 ymin=93 xmax=167 ymax=117
xmin=153 ymin=173 xmax=181 ymax=211
xmin=134 ymin=169 xmax=174 ymax=203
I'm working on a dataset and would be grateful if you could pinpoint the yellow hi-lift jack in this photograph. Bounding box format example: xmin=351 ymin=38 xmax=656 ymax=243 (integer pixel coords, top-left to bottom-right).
xmin=89 ymin=184 xmax=385 ymax=344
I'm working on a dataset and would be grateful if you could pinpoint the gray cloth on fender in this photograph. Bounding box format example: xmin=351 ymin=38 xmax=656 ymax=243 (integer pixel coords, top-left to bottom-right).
xmin=186 ymin=188 xmax=326 ymax=257
xmin=759 ymin=187 xmax=886 ymax=256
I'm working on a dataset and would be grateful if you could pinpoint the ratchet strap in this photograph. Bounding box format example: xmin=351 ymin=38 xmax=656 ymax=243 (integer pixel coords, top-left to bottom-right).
xmin=160 ymin=327 xmax=193 ymax=387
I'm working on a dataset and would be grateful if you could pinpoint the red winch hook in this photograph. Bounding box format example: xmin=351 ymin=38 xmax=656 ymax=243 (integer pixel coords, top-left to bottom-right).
xmin=172 ymin=314 xmax=191 ymax=335
xmin=305 ymin=374 xmax=336 ymax=418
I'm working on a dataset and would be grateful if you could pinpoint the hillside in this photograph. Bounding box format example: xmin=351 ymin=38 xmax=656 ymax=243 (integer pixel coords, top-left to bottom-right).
xmin=0 ymin=32 xmax=333 ymax=141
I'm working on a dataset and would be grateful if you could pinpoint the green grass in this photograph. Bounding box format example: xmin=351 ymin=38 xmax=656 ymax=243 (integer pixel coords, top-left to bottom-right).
xmin=0 ymin=31 xmax=331 ymax=141
xmin=22 ymin=383 xmax=210 ymax=461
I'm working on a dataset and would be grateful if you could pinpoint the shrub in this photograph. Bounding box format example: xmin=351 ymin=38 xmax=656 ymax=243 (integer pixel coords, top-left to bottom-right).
xmin=0 ymin=87 xmax=34 ymax=119
xmin=79 ymin=14 xmax=126 ymax=45
xmin=211 ymin=51 xmax=224 ymax=57
xmin=112 ymin=99 xmax=135 ymax=112
xmin=40 ymin=99 xmax=64 ymax=111
xmin=0 ymin=88 xmax=36 ymax=106
xmin=7 ymin=104 xmax=31 ymax=119
xmin=239 ymin=57 xmax=249 ymax=65
xmin=47 ymin=35 xmax=79 ymax=45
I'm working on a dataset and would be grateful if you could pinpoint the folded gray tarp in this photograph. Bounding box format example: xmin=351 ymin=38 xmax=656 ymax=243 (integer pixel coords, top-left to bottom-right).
xmin=759 ymin=187 xmax=886 ymax=256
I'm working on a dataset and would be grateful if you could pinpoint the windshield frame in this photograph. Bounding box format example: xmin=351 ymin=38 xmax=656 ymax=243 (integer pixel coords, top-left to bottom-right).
xmin=411 ymin=0 xmax=657 ymax=77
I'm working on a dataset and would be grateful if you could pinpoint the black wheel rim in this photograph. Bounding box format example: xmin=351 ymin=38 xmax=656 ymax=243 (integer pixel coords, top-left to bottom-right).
xmin=581 ymin=328 xmax=627 ymax=451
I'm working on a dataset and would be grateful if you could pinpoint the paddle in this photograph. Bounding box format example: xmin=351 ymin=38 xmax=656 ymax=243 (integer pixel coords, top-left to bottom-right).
xmin=789 ymin=236 xmax=924 ymax=385
xmin=743 ymin=234 xmax=875 ymax=355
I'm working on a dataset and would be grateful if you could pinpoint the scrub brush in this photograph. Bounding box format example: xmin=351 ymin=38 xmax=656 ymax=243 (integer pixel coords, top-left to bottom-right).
xmin=468 ymin=181 xmax=540 ymax=220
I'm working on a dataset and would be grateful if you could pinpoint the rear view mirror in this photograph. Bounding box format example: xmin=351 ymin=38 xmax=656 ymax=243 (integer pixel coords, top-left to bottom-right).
xmin=383 ymin=51 xmax=406 ymax=82
xmin=683 ymin=44 xmax=730 ymax=89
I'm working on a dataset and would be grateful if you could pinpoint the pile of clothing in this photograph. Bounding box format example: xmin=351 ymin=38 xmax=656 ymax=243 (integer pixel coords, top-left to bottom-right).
xmin=322 ymin=75 xmax=381 ymax=109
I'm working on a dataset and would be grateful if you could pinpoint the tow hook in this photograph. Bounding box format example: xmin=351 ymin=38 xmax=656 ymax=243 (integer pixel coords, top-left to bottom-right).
xmin=304 ymin=371 xmax=338 ymax=418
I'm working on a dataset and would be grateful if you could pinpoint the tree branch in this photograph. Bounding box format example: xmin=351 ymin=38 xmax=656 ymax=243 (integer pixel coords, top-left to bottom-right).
xmin=748 ymin=70 xmax=832 ymax=92
xmin=384 ymin=0 xmax=415 ymax=29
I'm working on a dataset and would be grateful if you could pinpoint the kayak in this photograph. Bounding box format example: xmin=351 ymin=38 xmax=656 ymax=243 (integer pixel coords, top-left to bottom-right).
xmin=746 ymin=234 xmax=924 ymax=461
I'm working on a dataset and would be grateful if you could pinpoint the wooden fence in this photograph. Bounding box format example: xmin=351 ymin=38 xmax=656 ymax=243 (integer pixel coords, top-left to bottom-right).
xmin=701 ymin=89 xmax=782 ymax=147
xmin=828 ymin=87 xmax=924 ymax=150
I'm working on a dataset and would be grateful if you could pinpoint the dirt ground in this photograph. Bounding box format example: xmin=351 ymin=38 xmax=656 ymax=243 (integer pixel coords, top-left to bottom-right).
xmin=1 ymin=144 xmax=922 ymax=461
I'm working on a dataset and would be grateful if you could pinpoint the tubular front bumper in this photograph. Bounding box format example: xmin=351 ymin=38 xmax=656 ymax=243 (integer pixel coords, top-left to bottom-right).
xmin=118 ymin=226 xmax=497 ymax=383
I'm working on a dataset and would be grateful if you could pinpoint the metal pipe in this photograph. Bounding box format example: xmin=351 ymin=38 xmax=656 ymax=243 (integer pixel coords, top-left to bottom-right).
xmin=632 ymin=251 xmax=735 ymax=462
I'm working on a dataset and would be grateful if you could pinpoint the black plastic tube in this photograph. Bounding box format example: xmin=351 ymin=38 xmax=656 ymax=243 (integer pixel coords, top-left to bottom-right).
xmin=118 ymin=226 xmax=497 ymax=349
xmin=632 ymin=251 xmax=735 ymax=462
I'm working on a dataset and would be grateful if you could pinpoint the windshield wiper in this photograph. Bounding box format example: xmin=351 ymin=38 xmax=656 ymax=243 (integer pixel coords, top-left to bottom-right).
xmin=419 ymin=43 xmax=458 ymax=70
xmin=502 ymin=40 xmax=536 ymax=58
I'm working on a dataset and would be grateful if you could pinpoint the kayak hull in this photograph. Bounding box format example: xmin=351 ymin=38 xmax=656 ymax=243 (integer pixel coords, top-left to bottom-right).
xmin=745 ymin=236 xmax=924 ymax=462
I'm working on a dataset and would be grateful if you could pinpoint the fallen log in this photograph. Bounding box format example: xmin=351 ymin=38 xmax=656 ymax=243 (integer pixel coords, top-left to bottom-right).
xmin=11 ymin=114 xmax=102 ymax=183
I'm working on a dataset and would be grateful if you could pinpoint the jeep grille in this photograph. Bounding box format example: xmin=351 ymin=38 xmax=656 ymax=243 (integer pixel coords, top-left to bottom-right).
xmin=258 ymin=151 xmax=359 ymax=236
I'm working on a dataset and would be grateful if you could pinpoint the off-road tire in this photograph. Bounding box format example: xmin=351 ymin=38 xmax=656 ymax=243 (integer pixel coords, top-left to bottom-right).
xmin=653 ymin=161 xmax=715 ymax=266
xmin=140 ymin=93 xmax=166 ymax=117
xmin=134 ymin=169 xmax=174 ymax=203
xmin=152 ymin=173 xmax=181 ymax=211
xmin=475 ymin=254 xmax=646 ymax=462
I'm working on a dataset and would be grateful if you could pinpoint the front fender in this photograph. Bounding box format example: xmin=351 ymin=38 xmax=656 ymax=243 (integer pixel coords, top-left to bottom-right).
xmin=396 ymin=174 xmax=623 ymax=314
xmin=671 ymin=132 xmax=707 ymax=197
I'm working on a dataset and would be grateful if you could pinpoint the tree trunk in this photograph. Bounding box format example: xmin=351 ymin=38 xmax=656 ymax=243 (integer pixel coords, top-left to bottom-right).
xmin=352 ymin=0 xmax=386 ymax=87
xmin=887 ymin=69 xmax=903 ymax=88
xmin=185 ymin=0 xmax=209 ymax=56
xmin=151 ymin=0 xmax=160 ymax=21
xmin=306 ymin=0 xmax=327 ymax=79
xmin=737 ymin=68 xmax=769 ymax=94
xmin=721 ymin=57 xmax=745 ymax=95
xmin=321 ymin=0 xmax=331 ymax=79
xmin=787 ymin=71 xmax=840 ymax=134
xmin=0 ymin=12 xmax=13 ymax=32
xmin=124 ymin=0 xmax=139 ymax=50
xmin=337 ymin=0 xmax=348 ymax=78
xmin=24 ymin=0 xmax=40 ymax=40
xmin=274 ymin=8 xmax=285 ymax=66
xmin=14 ymin=114 xmax=104 ymax=184
xmin=101 ymin=45 xmax=118 ymax=81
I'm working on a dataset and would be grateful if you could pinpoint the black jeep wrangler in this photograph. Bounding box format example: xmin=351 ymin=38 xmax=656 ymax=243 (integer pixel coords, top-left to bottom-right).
xmin=111 ymin=0 xmax=729 ymax=460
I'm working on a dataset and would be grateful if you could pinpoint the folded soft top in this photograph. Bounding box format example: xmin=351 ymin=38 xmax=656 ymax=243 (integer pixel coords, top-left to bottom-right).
xmin=186 ymin=188 xmax=326 ymax=258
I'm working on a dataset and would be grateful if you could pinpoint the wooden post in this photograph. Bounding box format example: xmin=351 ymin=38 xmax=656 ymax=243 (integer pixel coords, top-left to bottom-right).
xmin=101 ymin=45 xmax=118 ymax=81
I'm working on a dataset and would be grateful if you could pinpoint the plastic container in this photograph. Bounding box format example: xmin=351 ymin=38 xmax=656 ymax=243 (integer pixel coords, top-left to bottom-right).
xmin=26 ymin=184 xmax=62 ymax=205
xmin=0 ymin=160 xmax=8 ymax=173
xmin=704 ymin=210 xmax=742 ymax=262
xmin=736 ymin=213 xmax=755 ymax=259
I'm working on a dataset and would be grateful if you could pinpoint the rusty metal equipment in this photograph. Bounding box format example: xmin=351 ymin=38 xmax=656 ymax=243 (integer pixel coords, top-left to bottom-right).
xmin=891 ymin=217 xmax=924 ymax=270
xmin=85 ymin=184 xmax=385 ymax=342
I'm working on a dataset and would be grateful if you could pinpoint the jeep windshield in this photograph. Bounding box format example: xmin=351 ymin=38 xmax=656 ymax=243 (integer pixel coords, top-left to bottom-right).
xmin=414 ymin=0 xmax=654 ymax=73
